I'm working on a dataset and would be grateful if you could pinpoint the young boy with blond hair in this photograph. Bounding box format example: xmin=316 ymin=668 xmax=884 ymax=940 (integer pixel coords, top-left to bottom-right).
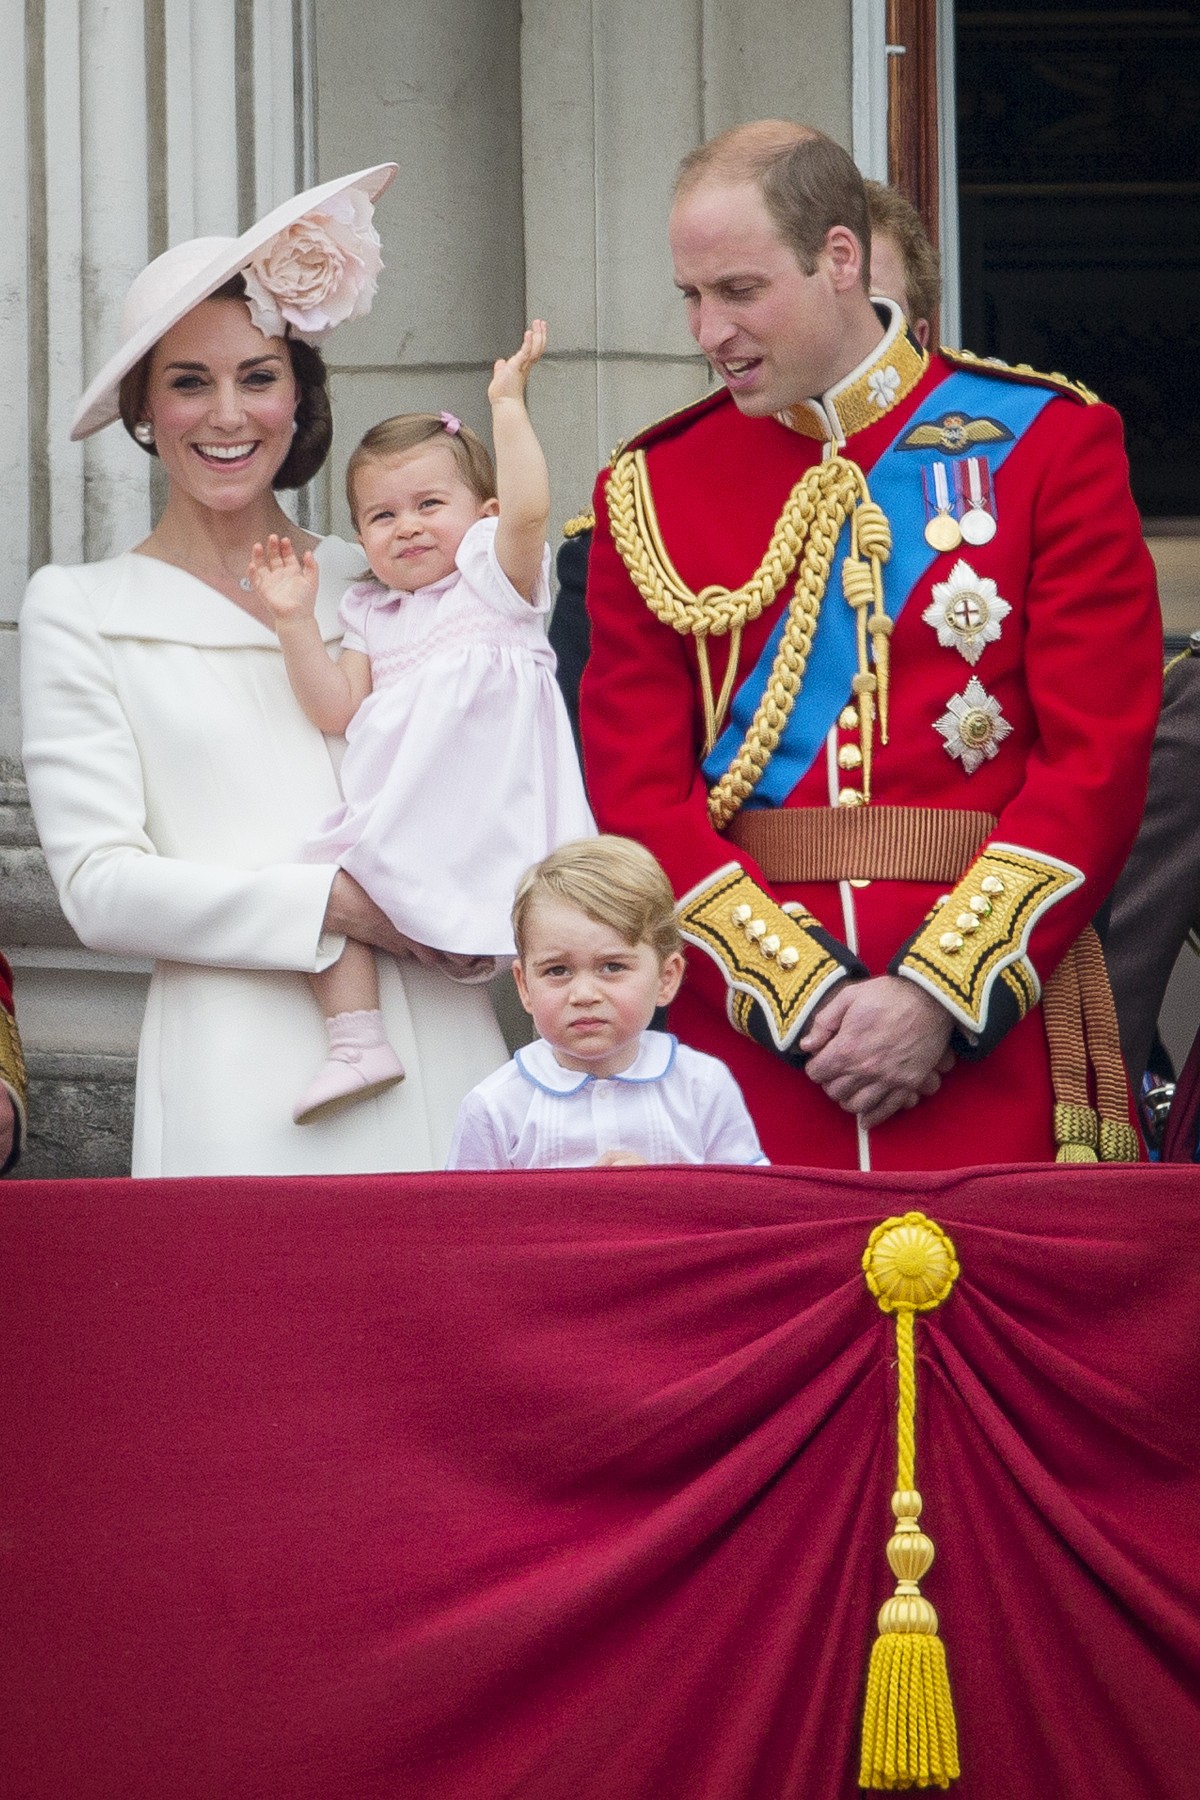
xmin=447 ymin=836 xmax=767 ymax=1169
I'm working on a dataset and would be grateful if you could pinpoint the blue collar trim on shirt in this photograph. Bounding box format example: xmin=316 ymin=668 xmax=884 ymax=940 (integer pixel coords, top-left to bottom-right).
xmin=514 ymin=1032 xmax=678 ymax=1095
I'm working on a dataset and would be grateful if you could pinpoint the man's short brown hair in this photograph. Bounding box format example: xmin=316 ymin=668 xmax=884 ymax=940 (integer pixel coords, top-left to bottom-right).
xmin=865 ymin=180 xmax=941 ymax=330
xmin=675 ymin=122 xmax=871 ymax=291
xmin=512 ymin=836 xmax=682 ymax=966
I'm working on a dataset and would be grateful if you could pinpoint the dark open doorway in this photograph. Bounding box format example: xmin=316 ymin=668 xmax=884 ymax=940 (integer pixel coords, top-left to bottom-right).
xmin=955 ymin=2 xmax=1200 ymax=521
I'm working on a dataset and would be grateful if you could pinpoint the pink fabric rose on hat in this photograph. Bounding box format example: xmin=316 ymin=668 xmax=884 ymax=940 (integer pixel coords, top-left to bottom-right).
xmin=242 ymin=188 xmax=384 ymax=344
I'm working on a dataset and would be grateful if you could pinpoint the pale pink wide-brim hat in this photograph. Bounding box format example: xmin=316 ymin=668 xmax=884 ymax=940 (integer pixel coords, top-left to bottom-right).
xmin=70 ymin=162 xmax=397 ymax=442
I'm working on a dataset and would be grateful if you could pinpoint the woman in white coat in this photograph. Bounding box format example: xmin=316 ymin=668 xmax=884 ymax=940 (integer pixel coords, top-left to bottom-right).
xmin=20 ymin=167 xmax=507 ymax=1177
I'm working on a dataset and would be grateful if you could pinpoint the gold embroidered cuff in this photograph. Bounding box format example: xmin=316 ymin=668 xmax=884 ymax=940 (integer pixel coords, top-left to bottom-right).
xmin=729 ymin=990 xmax=758 ymax=1039
xmin=0 ymin=1005 xmax=27 ymax=1174
xmin=892 ymin=843 xmax=1084 ymax=1036
xmin=0 ymin=1005 xmax=26 ymax=1108
xmin=999 ymin=959 xmax=1039 ymax=1017
xmin=677 ymin=863 xmax=862 ymax=1053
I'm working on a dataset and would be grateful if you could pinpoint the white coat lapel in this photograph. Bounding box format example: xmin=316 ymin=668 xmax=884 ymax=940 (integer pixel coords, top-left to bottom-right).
xmin=94 ymin=539 xmax=364 ymax=646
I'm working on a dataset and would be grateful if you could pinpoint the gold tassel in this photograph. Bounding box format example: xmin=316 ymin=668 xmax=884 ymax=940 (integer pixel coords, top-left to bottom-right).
xmin=856 ymin=500 xmax=894 ymax=744
xmin=841 ymin=505 xmax=893 ymax=805
xmin=860 ymin=1213 xmax=961 ymax=1791
xmin=1043 ymin=930 xmax=1139 ymax=1164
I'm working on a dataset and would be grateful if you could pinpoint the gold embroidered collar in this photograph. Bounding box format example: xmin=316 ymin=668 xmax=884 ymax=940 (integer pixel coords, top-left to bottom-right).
xmin=778 ymin=299 xmax=928 ymax=444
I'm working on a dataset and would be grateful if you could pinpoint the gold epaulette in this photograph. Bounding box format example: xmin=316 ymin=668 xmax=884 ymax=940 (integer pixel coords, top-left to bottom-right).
xmin=560 ymin=510 xmax=595 ymax=539
xmin=940 ymin=345 xmax=1099 ymax=406
xmin=0 ymin=1004 xmax=27 ymax=1108
xmin=607 ymin=385 xmax=728 ymax=465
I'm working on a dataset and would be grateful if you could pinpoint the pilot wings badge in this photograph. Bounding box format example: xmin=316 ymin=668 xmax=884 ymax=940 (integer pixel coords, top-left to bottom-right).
xmin=898 ymin=411 xmax=1014 ymax=455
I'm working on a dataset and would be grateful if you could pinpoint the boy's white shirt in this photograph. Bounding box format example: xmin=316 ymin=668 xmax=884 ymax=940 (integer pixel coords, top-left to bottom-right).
xmin=446 ymin=1029 xmax=769 ymax=1170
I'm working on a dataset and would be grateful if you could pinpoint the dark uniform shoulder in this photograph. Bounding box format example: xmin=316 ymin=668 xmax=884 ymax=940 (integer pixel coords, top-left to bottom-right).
xmin=561 ymin=509 xmax=595 ymax=539
xmin=610 ymin=386 xmax=729 ymax=462
xmin=1164 ymin=630 xmax=1200 ymax=683
xmin=939 ymin=345 xmax=1099 ymax=406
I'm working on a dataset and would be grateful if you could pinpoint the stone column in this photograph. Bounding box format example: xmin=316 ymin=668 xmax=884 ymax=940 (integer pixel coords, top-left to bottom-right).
xmin=520 ymin=0 xmax=855 ymax=534
xmin=0 ymin=0 xmax=31 ymax=742
xmin=6 ymin=0 xmax=303 ymax=1176
xmin=248 ymin=0 xmax=310 ymax=213
xmin=79 ymin=0 xmax=152 ymax=561
xmin=312 ymin=0 xmax=526 ymax=539
xmin=162 ymin=0 xmax=239 ymax=242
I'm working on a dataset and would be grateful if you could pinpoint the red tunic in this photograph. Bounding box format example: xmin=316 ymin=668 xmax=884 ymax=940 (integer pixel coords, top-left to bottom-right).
xmin=580 ymin=348 xmax=1161 ymax=1170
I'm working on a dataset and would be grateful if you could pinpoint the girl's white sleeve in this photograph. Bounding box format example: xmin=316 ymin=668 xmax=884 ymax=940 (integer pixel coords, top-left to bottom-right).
xmin=19 ymin=567 xmax=344 ymax=972
xmin=337 ymin=580 xmax=379 ymax=654
xmin=455 ymin=517 xmax=552 ymax=619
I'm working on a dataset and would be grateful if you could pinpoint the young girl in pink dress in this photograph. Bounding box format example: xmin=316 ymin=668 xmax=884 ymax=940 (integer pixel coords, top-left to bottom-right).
xmin=249 ymin=322 xmax=593 ymax=1122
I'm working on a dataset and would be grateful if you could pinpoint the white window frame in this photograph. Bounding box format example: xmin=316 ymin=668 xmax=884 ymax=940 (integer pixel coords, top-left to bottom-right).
xmin=851 ymin=0 xmax=961 ymax=346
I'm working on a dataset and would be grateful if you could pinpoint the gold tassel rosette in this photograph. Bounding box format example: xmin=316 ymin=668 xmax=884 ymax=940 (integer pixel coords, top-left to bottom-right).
xmin=859 ymin=1212 xmax=961 ymax=1792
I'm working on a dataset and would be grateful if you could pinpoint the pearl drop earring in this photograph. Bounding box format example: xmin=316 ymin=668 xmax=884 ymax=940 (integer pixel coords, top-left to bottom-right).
xmin=133 ymin=421 xmax=155 ymax=446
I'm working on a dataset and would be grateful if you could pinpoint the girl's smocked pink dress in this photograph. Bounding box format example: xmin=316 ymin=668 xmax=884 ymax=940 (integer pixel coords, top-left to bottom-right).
xmin=303 ymin=517 xmax=594 ymax=955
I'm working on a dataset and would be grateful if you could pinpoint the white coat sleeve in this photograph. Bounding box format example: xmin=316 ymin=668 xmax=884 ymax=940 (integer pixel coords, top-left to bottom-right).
xmin=20 ymin=566 xmax=345 ymax=972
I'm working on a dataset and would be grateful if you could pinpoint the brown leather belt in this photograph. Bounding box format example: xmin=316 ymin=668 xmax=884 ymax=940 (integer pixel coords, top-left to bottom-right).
xmin=725 ymin=806 xmax=997 ymax=884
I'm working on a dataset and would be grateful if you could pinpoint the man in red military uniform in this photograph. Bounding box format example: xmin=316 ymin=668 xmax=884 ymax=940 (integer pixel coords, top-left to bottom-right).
xmin=1 ymin=951 xmax=27 ymax=1174
xmin=579 ymin=122 xmax=1161 ymax=1170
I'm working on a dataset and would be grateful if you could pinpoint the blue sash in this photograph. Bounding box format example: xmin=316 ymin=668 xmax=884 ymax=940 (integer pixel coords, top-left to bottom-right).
xmin=701 ymin=370 xmax=1055 ymax=805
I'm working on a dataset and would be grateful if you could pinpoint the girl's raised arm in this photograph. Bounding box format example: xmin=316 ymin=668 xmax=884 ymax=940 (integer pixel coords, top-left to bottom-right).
xmin=487 ymin=320 xmax=550 ymax=602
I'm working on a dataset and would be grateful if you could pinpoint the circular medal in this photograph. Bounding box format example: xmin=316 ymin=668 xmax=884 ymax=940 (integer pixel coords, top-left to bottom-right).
xmin=924 ymin=511 xmax=962 ymax=552
xmin=959 ymin=507 xmax=997 ymax=546
xmin=959 ymin=707 xmax=996 ymax=749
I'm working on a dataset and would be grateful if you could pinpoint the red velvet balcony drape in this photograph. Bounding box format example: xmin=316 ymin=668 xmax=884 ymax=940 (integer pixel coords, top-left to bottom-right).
xmin=2 ymin=1164 xmax=1198 ymax=1799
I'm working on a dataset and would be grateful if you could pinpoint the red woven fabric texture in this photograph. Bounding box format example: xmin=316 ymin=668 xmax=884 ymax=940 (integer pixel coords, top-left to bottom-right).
xmin=2 ymin=1164 xmax=1198 ymax=1798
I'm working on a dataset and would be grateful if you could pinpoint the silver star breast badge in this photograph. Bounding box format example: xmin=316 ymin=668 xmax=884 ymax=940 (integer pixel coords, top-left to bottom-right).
xmin=921 ymin=559 xmax=1011 ymax=666
xmin=934 ymin=675 xmax=1013 ymax=774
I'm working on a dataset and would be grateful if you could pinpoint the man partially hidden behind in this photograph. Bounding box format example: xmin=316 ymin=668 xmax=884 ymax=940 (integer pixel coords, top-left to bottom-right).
xmin=862 ymin=178 xmax=939 ymax=350
xmin=579 ymin=122 xmax=1161 ymax=1170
